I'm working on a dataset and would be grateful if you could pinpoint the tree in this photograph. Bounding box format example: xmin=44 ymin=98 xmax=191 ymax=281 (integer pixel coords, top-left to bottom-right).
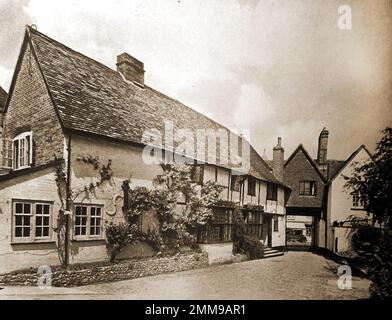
xmin=346 ymin=128 xmax=392 ymax=227
xmin=345 ymin=127 xmax=392 ymax=300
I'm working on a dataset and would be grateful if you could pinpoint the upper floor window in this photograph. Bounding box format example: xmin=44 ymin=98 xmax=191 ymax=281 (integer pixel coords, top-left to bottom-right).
xmin=1 ymin=132 xmax=33 ymax=170
xmin=299 ymin=181 xmax=316 ymax=196
xmin=190 ymin=165 xmax=204 ymax=184
xmin=247 ymin=177 xmax=256 ymax=196
xmin=352 ymin=192 xmax=365 ymax=208
xmin=13 ymin=200 xmax=52 ymax=242
xmin=230 ymin=175 xmax=241 ymax=192
xmin=267 ymin=183 xmax=278 ymax=201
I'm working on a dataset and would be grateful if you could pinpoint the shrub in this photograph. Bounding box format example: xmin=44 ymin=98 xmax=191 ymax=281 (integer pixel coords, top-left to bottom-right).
xmin=368 ymin=227 xmax=392 ymax=300
xmin=240 ymin=235 xmax=264 ymax=260
xmin=351 ymin=225 xmax=382 ymax=257
xmin=105 ymin=223 xmax=140 ymax=262
xmin=232 ymin=209 xmax=264 ymax=259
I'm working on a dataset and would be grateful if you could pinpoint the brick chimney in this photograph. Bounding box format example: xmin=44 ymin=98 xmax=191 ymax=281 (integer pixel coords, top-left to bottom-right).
xmin=272 ymin=137 xmax=284 ymax=182
xmin=317 ymin=127 xmax=329 ymax=165
xmin=117 ymin=53 xmax=145 ymax=87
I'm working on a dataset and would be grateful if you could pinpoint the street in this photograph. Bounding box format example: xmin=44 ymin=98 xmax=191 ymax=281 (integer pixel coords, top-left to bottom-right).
xmin=0 ymin=252 xmax=370 ymax=300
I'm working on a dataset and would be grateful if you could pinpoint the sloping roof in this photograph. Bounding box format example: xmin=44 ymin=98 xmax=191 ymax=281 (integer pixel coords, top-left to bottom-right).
xmin=5 ymin=26 xmax=283 ymax=186
xmin=0 ymin=86 xmax=7 ymax=112
xmin=328 ymin=145 xmax=371 ymax=182
xmin=284 ymin=144 xmax=327 ymax=182
xmin=325 ymin=159 xmax=346 ymax=180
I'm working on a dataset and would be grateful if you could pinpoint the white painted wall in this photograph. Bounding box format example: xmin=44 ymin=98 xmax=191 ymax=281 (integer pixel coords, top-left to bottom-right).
xmin=327 ymin=147 xmax=371 ymax=252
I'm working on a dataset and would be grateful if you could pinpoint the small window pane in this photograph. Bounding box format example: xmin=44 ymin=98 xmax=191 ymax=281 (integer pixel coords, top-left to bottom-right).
xmin=43 ymin=227 xmax=49 ymax=237
xmin=15 ymin=203 xmax=23 ymax=213
xmin=24 ymin=203 xmax=31 ymax=214
xmin=23 ymin=216 xmax=30 ymax=225
xmin=23 ymin=227 xmax=30 ymax=237
xmin=15 ymin=215 xmax=23 ymax=225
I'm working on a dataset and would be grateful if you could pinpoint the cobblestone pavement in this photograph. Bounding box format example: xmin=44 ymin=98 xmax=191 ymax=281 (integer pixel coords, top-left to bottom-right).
xmin=0 ymin=252 xmax=370 ymax=300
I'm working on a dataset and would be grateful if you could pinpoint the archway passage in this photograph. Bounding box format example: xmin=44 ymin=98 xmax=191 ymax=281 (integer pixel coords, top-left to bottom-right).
xmin=286 ymin=215 xmax=314 ymax=248
xmin=285 ymin=207 xmax=323 ymax=251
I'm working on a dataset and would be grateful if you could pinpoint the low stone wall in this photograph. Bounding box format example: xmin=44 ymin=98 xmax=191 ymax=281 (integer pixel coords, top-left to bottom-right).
xmin=0 ymin=252 xmax=208 ymax=287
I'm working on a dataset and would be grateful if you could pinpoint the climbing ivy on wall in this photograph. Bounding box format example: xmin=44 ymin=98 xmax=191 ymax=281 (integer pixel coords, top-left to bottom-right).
xmin=54 ymin=155 xmax=114 ymax=266
xmin=105 ymin=163 xmax=223 ymax=261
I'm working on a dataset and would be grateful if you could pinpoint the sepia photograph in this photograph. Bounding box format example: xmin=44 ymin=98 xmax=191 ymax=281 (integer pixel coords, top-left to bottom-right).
xmin=0 ymin=0 xmax=391 ymax=308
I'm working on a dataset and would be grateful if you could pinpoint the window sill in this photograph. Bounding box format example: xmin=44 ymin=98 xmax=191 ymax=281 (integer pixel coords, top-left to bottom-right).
xmin=13 ymin=165 xmax=32 ymax=171
xmin=351 ymin=208 xmax=366 ymax=211
xmin=72 ymin=238 xmax=105 ymax=243
xmin=11 ymin=240 xmax=55 ymax=245
xmin=298 ymin=195 xmax=316 ymax=197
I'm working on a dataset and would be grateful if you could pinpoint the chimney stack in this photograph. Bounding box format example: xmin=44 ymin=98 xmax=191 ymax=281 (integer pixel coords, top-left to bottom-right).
xmin=272 ymin=137 xmax=284 ymax=182
xmin=117 ymin=53 xmax=145 ymax=87
xmin=317 ymin=128 xmax=329 ymax=166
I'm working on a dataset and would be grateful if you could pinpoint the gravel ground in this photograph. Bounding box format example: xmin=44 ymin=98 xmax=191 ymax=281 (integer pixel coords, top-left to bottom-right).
xmin=0 ymin=251 xmax=370 ymax=300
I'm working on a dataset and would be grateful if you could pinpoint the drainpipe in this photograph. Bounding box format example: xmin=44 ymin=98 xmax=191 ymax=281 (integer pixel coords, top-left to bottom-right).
xmin=64 ymin=135 xmax=72 ymax=267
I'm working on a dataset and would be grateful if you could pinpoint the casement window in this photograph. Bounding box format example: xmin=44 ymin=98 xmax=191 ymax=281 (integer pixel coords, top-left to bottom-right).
xmin=245 ymin=211 xmax=263 ymax=239
xmin=74 ymin=205 xmax=103 ymax=239
xmin=197 ymin=208 xmax=234 ymax=243
xmin=352 ymin=192 xmax=364 ymax=208
xmin=247 ymin=177 xmax=256 ymax=196
xmin=13 ymin=201 xmax=52 ymax=242
xmin=190 ymin=165 xmax=204 ymax=184
xmin=273 ymin=216 xmax=279 ymax=232
xmin=230 ymin=175 xmax=241 ymax=192
xmin=1 ymin=139 xmax=13 ymax=168
xmin=267 ymin=183 xmax=278 ymax=201
xmin=299 ymin=181 xmax=316 ymax=196
xmin=1 ymin=132 xmax=33 ymax=170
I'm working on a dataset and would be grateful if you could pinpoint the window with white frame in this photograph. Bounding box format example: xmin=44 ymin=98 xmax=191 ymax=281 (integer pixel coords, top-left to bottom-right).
xmin=1 ymin=132 xmax=33 ymax=170
xmin=13 ymin=132 xmax=33 ymax=169
xmin=1 ymin=139 xmax=13 ymax=168
xmin=352 ymin=192 xmax=365 ymax=208
xmin=74 ymin=205 xmax=103 ymax=239
xmin=13 ymin=201 xmax=52 ymax=242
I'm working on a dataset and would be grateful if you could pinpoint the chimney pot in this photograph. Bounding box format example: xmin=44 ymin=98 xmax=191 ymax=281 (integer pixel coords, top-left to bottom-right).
xmin=117 ymin=53 xmax=145 ymax=87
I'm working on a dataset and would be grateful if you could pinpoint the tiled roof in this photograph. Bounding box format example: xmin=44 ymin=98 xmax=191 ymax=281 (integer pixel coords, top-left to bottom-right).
xmin=327 ymin=145 xmax=371 ymax=182
xmin=22 ymin=27 xmax=282 ymax=185
xmin=0 ymin=86 xmax=7 ymax=112
xmin=325 ymin=160 xmax=346 ymax=180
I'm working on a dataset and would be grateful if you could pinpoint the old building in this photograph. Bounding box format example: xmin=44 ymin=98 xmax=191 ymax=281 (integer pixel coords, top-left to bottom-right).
xmin=0 ymin=26 xmax=288 ymax=273
xmin=0 ymin=86 xmax=6 ymax=130
xmin=324 ymin=145 xmax=372 ymax=252
xmin=282 ymin=128 xmax=371 ymax=253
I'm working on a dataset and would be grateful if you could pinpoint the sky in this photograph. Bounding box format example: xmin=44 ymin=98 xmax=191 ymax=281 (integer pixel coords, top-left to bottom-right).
xmin=0 ymin=0 xmax=391 ymax=160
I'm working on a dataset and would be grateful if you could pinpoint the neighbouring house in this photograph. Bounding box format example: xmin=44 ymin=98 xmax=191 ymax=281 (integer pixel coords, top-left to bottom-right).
xmin=0 ymin=86 xmax=6 ymax=120
xmin=281 ymin=128 xmax=372 ymax=254
xmin=324 ymin=145 xmax=372 ymax=252
xmin=0 ymin=87 xmax=7 ymax=175
xmin=0 ymin=26 xmax=289 ymax=273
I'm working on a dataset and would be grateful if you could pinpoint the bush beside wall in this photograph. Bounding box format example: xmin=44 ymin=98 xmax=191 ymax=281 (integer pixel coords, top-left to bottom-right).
xmin=0 ymin=252 xmax=208 ymax=287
